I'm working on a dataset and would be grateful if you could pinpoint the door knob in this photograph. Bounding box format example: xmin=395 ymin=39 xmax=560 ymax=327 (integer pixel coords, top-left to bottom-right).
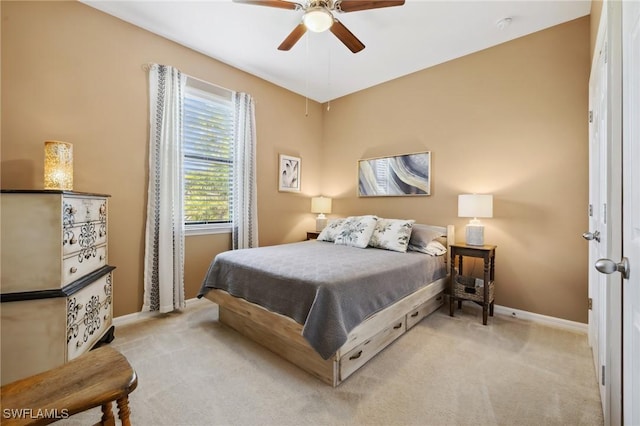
xmin=595 ymin=257 xmax=630 ymax=279
xmin=582 ymin=231 xmax=601 ymax=242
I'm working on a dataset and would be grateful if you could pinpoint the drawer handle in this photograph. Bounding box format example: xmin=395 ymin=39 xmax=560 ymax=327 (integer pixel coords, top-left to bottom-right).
xmin=349 ymin=350 xmax=363 ymax=360
xmin=99 ymin=255 xmax=105 ymax=261
xmin=437 ymin=296 xmax=443 ymax=301
xmin=410 ymin=312 xmax=419 ymax=318
xmin=70 ymin=267 xmax=78 ymax=274
xmin=393 ymin=323 xmax=402 ymax=330
xmin=70 ymin=238 xmax=77 ymax=245
xmin=76 ymin=341 xmax=83 ymax=348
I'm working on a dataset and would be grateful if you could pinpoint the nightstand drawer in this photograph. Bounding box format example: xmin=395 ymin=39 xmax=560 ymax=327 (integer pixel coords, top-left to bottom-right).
xmin=66 ymin=271 xmax=113 ymax=360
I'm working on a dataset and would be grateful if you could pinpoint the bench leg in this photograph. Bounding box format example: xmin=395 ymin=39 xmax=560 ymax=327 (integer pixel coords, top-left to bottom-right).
xmin=117 ymin=396 xmax=132 ymax=426
xmin=100 ymin=401 xmax=115 ymax=426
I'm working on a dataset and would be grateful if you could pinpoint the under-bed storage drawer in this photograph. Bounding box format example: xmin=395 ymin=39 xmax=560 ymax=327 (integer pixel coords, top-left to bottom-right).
xmin=406 ymin=294 xmax=444 ymax=329
xmin=340 ymin=316 xmax=406 ymax=381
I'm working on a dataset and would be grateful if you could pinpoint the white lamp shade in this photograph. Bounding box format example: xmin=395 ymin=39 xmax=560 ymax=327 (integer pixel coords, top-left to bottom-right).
xmin=458 ymin=194 xmax=493 ymax=218
xmin=311 ymin=196 xmax=332 ymax=214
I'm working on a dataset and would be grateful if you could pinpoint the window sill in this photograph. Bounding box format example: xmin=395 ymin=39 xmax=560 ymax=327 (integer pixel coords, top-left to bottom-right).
xmin=185 ymin=223 xmax=232 ymax=236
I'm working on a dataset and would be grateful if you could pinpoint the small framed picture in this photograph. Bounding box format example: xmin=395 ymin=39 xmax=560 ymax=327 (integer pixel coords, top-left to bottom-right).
xmin=278 ymin=154 xmax=301 ymax=192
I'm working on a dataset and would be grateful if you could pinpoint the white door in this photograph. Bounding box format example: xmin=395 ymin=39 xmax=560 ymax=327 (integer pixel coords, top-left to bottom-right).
xmin=587 ymin=28 xmax=609 ymax=411
xmin=588 ymin=3 xmax=624 ymax=424
xmin=622 ymin=0 xmax=640 ymax=423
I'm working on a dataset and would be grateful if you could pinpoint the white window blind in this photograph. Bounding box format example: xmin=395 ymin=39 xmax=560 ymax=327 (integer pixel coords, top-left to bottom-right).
xmin=183 ymin=82 xmax=234 ymax=230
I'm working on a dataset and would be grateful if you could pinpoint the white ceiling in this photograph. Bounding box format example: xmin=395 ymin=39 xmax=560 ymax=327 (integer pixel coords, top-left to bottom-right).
xmin=82 ymin=0 xmax=591 ymax=103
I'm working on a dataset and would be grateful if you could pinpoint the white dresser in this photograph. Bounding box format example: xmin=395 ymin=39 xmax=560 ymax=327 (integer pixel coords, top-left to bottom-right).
xmin=0 ymin=190 xmax=115 ymax=385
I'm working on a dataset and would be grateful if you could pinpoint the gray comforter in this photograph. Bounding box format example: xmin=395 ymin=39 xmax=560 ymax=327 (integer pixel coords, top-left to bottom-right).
xmin=198 ymin=240 xmax=446 ymax=359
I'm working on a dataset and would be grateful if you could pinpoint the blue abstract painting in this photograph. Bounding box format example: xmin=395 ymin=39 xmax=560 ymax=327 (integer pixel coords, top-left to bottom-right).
xmin=358 ymin=152 xmax=430 ymax=197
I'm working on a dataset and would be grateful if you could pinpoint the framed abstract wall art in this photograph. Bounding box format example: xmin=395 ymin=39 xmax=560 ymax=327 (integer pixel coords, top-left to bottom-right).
xmin=358 ymin=151 xmax=431 ymax=197
xmin=278 ymin=154 xmax=301 ymax=192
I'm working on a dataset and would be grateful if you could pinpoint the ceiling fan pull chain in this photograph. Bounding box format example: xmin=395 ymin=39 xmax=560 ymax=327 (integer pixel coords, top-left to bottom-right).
xmin=327 ymin=41 xmax=331 ymax=111
xmin=305 ymin=33 xmax=309 ymax=117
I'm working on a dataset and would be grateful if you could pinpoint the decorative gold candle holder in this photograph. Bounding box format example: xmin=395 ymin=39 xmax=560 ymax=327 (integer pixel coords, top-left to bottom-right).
xmin=44 ymin=141 xmax=73 ymax=190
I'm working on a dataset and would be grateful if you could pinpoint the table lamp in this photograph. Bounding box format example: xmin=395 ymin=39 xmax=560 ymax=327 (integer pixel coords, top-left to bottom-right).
xmin=311 ymin=196 xmax=332 ymax=231
xmin=44 ymin=141 xmax=73 ymax=190
xmin=458 ymin=194 xmax=493 ymax=246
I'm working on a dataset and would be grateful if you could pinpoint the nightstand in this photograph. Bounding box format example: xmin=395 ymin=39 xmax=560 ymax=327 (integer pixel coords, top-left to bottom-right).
xmin=449 ymin=243 xmax=496 ymax=325
xmin=306 ymin=231 xmax=320 ymax=240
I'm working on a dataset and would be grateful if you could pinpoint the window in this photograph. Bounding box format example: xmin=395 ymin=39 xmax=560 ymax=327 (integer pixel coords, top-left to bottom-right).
xmin=183 ymin=78 xmax=234 ymax=235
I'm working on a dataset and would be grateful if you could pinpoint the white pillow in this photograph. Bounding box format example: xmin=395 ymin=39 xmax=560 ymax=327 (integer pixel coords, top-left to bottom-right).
xmin=421 ymin=240 xmax=448 ymax=256
xmin=317 ymin=218 xmax=345 ymax=242
xmin=333 ymin=215 xmax=378 ymax=249
xmin=369 ymin=218 xmax=415 ymax=253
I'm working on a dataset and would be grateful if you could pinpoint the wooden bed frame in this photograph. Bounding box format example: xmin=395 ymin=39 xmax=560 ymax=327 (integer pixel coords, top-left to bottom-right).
xmin=203 ymin=225 xmax=454 ymax=387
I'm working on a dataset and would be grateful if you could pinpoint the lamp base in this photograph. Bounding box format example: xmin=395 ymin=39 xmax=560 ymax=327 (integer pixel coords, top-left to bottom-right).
xmin=465 ymin=224 xmax=484 ymax=246
xmin=316 ymin=217 xmax=327 ymax=232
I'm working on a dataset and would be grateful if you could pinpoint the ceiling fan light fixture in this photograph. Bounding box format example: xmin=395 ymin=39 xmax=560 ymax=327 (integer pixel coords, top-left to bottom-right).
xmin=303 ymin=7 xmax=333 ymax=32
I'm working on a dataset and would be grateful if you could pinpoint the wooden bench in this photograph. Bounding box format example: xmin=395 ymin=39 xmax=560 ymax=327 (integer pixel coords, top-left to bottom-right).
xmin=0 ymin=346 xmax=138 ymax=425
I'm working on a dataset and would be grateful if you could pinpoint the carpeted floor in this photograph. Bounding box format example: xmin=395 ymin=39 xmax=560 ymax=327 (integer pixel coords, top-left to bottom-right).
xmin=60 ymin=298 xmax=603 ymax=426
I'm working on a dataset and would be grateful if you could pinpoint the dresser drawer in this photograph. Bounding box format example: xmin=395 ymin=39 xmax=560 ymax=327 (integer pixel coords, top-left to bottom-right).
xmin=62 ymin=245 xmax=107 ymax=286
xmin=63 ymin=222 xmax=108 ymax=257
xmin=340 ymin=316 xmax=405 ymax=381
xmin=66 ymin=271 xmax=113 ymax=360
xmin=63 ymin=196 xmax=107 ymax=226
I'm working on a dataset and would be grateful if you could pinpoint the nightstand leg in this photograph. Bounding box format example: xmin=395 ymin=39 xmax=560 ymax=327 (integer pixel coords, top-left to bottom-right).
xmin=483 ymin=257 xmax=490 ymax=325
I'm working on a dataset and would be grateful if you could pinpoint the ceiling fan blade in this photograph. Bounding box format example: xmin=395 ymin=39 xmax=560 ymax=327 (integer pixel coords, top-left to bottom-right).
xmin=330 ymin=19 xmax=365 ymax=53
xmin=336 ymin=1 xmax=405 ymax=13
xmin=278 ymin=24 xmax=307 ymax=51
xmin=233 ymin=0 xmax=301 ymax=10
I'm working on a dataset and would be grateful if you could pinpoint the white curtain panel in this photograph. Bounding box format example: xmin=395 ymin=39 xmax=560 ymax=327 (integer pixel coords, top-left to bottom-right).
xmin=232 ymin=92 xmax=259 ymax=249
xmin=143 ymin=64 xmax=186 ymax=313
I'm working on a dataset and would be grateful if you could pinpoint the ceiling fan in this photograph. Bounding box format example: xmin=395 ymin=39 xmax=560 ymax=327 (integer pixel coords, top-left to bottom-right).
xmin=233 ymin=0 xmax=405 ymax=53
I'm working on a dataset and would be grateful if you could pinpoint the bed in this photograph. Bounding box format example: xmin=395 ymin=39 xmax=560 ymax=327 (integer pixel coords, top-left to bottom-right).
xmin=198 ymin=220 xmax=454 ymax=386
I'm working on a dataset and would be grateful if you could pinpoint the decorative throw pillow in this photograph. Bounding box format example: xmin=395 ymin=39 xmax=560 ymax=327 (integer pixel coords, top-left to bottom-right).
xmin=423 ymin=240 xmax=447 ymax=256
xmin=333 ymin=215 xmax=378 ymax=248
xmin=369 ymin=218 xmax=415 ymax=253
xmin=317 ymin=218 xmax=345 ymax=242
xmin=408 ymin=224 xmax=445 ymax=253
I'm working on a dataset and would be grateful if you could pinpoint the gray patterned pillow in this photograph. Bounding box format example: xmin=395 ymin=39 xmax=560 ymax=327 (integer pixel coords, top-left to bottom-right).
xmin=369 ymin=218 xmax=415 ymax=252
xmin=333 ymin=215 xmax=378 ymax=248
xmin=317 ymin=218 xmax=345 ymax=242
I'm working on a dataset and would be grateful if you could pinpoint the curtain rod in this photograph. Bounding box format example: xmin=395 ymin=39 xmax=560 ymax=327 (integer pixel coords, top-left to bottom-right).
xmin=142 ymin=63 xmax=234 ymax=97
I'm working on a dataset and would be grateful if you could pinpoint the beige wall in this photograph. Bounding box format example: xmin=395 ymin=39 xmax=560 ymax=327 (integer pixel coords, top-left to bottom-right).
xmin=1 ymin=1 xmax=323 ymax=317
xmin=321 ymin=16 xmax=591 ymax=323
xmin=2 ymin=1 xmax=591 ymax=323
xmin=590 ymin=0 xmax=604 ymax=61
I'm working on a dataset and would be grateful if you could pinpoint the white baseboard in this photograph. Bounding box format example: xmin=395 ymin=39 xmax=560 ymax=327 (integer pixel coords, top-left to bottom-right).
xmin=492 ymin=305 xmax=587 ymax=334
xmin=113 ymin=298 xmax=202 ymax=327
xmin=448 ymin=294 xmax=587 ymax=334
